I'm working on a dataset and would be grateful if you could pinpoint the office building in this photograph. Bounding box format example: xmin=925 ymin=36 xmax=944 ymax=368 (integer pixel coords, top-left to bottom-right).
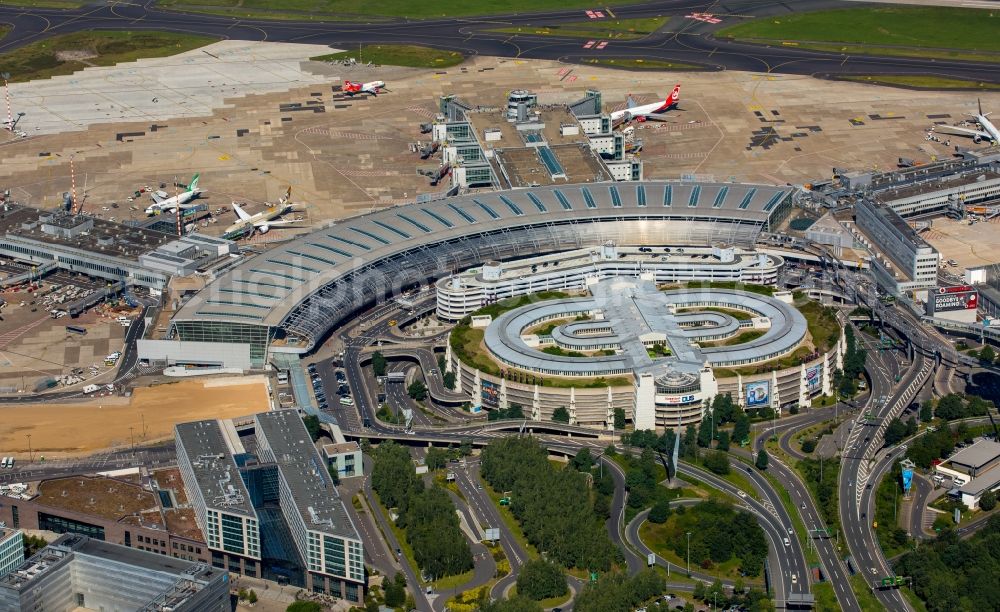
xmin=854 ymin=197 xmax=939 ymax=293
xmin=0 ymin=534 xmax=228 ymax=611
xmin=0 ymin=528 xmax=23 ymax=578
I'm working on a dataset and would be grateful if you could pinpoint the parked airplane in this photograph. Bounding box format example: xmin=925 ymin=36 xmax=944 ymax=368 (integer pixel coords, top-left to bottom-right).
xmin=343 ymin=80 xmax=387 ymax=96
xmin=610 ymin=84 xmax=681 ymax=124
xmin=224 ymin=187 xmax=303 ymax=236
xmin=934 ymin=99 xmax=1000 ymax=145
xmin=145 ymin=174 xmax=202 ymax=215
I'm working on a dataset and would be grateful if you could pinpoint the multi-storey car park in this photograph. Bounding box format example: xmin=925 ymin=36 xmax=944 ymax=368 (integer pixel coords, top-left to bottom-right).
xmin=160 ymin=180 xmax=794 ymax=369
xmin=435 ymin=243 xmax=782 ymax=320
xmin=444 ymin=277 xmax=844 ymax=429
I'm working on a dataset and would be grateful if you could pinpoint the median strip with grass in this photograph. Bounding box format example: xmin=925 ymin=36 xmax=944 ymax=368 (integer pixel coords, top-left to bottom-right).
xmin=838 ymin=75 xmax=1000 ymax=91
xmin=717 ymin=6 xmax=1000 ymax=64
xmin=490 ymin=17 xmax=668 ymax=41
xmin=311 ymin=44 xmax=465 ymax=68
xmin=0 ymin=31 xmax=218 ymax=83
xmin=0 ymin=0 xmax=85 ymax=8
xmin=583 ymin=58 xmax=704 ymax=71
xmin=157 ymin=0 xmax=608 ymax=20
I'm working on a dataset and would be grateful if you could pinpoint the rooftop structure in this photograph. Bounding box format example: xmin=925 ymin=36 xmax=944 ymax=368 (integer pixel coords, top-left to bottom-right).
xmin=0 ymin=534 xmax=228 ymax=612
xmin=254 ymin=410 xmax=359 ymax=541
xmin=854 ymin=197 xmax=938 ymax=293
xmin=174 ymin=420 xmax=255 ymax=518
xmin=0 ymin=204 xmax=236 ymax=289
xmin=945 ymin=440 xmax=1000 ymax=476
xmin=482 ymin=278 xmax=806 ymax=379
xmin=170 ymin=180 xmax=792 ymax=365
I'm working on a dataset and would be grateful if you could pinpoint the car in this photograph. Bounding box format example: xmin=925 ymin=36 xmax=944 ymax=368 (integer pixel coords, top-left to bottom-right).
xmin=787 ymin=527 xmax=793 ymax=535
xmin=783 ymin=538 xmax=790 ymax=547
xmin=746 ymin=467 xmax=752 ymax=474
xmin=737 ymin=491 xmax=747 ymax=499
xmin=791 ymin=574 xmax=798 ymax=584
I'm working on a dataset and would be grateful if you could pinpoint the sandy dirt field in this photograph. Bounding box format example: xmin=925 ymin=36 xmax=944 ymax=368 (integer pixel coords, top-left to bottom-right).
xmin=0 ymin=377 xmax=270 ymax=457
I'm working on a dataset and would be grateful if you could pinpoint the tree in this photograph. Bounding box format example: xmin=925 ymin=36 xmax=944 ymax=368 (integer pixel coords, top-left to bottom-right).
xmin=704 ymin=450 xmax=730 ymax=475
xmin=905 ymin=416 xmax=918 ymax=437
xmin=980 ymin=490 xmax=998 ymax=512
xmin=507 ymin=404 xmax=525 ymax=419
xmin=717 ymin=431 xmax=731 ymax=452
xmin=919 ymin=401 xmax=934 ymax=422
xmin=459 ymin=438 xmax=473 ymax=457
xmin=516 ymin=558 xmax=567 ymax=600
xmin=552 ymin=406 xmax=570 ymax=424
xmin=980 ymin=344 xmax=996 ymax=364
xmin=697 ymin=416 xmax=713 ymax=448
xmin=426 ymin=446 xmax=449 ymax=471
xmin=443 ymin=371 xmax=456 ymax=390
xmin=286 ymin=602 xmax=322 ymax=612
xmin=884 ymin=418 xmax=908 ymax=446
xmin=407 ymin=380 xmax=428 ymax=401
xmin=935 ymin=394 xmax=965 ymax=420
xmin=372 ymin=351 xmax=387 ymax=377
xmin=649 ymin=499 xmax=671 ymax=524
xmin=801 ymin=439 xmax=817 ymax=454
xmin=384 ymin=573 xmax=406 ymax=607
xmin=327 ymin=465 xmax=341 ymax=486
xmin=302 ymin=414 xmax=321 ymax=442
xmin=733 ymin=413 xmax=751 ymax=445
xmin=788 ymin=404 xmax=800 ymax=415
xmin=571 ymin=447 xmax=594 ymax=472
xmin=614 ymin=407 xmax=626 ymax=429
xmin=755 ymin=450 xmax=769 ymax=470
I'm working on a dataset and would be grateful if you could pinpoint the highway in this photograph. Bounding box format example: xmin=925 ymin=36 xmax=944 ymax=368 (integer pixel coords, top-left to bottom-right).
xmin=0 ymin=0 xmax=997 ymax=84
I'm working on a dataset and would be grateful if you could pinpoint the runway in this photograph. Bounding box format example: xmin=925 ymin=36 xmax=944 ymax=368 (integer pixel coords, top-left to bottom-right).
xmin=0 ymin=0 xmax=998 ymax=84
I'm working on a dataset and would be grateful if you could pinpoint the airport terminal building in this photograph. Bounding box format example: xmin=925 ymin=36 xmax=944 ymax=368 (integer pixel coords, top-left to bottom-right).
xmin=165 ymin=180 xmax=793 ymax=368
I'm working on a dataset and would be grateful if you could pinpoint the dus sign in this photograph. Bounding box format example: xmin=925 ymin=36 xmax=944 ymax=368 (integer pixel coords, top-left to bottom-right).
xmin=931 ymin=285 xmax=978 ymax=313
xmin=664 ymin=394 xmax=696 ymax=405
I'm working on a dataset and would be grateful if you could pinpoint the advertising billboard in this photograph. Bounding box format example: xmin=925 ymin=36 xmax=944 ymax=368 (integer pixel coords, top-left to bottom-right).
xmin=931 ymin=287 xmax=978 ymax=313
xmin=805 ymin=365 xmax=822 ymax=391
xmin=902 ymin=468 xmax=913 ymax=493
xmin=745 ymin=381 xmax=770 ymax=408
xmin=481 ymin=380 xmax=499 ymax=408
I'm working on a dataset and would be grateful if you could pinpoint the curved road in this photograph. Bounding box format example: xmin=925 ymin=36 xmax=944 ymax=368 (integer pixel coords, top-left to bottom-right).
xmin=0 ymin=0 xmax=997 ymax=84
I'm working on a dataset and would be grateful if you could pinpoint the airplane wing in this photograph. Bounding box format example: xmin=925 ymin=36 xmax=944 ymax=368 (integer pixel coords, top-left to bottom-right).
xmin=150 ymin=193 xmax=166 ymax=204
xmin=233 ymin=203 xmax=253 ymax=222
xmin=933 ymin=124 xmax=992 ymax=140
xmin=257 ymin=219 xmax=302 ymax=227
xmin=626 ymin=95 xmax=638 ymax=109
xmin=638 ymin=114 xmax=675 ymax=122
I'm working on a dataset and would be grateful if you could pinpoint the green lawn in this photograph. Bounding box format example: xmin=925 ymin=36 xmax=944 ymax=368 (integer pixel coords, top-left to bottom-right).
xmin=491 ymin=17 xmax=669 ymax=41
xmin=158 ymin=0 xmax=610 ymax=19
xmin=813 ymin=582 xmax=838 ymax=612
xmin=849 ymin=574 xmax=886 ymax=612
xmin=839 ymin=75 xmax=1000 ymax=91
xmin=0 ymin=25 xmax=8 ymax=42
xmin=312 ymin=44 xmax=465 ymax=68
xmin=0 ymin=31 xmax=217 ymax=83
xmin=638 ymin=519 xmax=762 ymax=584
xmin=583 ymin=58 xmax=703 ymax=71
xmin=717 ymin=7 xmax=1000 ymax=63
xmin=0 ymin=0 xmax=85 ymax=7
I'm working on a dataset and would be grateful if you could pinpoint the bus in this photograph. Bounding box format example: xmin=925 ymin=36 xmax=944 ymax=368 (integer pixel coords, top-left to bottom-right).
xmin=66 ymin=325 xmax=87 ymax=335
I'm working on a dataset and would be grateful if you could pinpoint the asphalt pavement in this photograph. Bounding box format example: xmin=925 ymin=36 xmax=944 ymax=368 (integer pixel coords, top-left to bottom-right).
xmin=0 ymin=0 xmax=997 ymax=84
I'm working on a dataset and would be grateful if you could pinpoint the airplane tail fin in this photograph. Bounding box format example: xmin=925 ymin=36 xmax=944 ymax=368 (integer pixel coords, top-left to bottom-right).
xmin=669 ymin=84 xmax=680 ymax=105
xmin=279 ymin=187 xmax=292 ymax=206
xmin=189 ymin=173 xmax=200 ymax=191
xmin=980 ymin=98 xmax=984 ymax=116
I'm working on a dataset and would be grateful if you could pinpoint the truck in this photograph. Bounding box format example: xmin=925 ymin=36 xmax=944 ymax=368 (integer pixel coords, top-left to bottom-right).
xmin=82 ymin=384 xmax=100 ymax=394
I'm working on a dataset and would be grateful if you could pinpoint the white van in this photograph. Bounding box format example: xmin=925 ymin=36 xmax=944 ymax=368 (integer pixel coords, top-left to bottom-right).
xmin=339 ymin=396 xmax=355 ymax=406
xmin=0 ymin=458 xmax=8 ymax=469
xmin=7 ymin=458 xmax=14 ymax=470
xmin=82 ymin=384 xmax=100 ymax=394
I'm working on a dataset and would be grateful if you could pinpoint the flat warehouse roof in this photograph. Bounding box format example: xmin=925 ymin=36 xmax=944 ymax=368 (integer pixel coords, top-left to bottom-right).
xmin=172 ymin=181 xmax=790 ymax=337
xmin=948 ymin=440 xmax=1000 ymax=470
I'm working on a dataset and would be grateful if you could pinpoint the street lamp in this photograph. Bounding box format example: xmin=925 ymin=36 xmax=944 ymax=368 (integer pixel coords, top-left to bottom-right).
xmin=686 ymin=531 xmax=692 ymax=576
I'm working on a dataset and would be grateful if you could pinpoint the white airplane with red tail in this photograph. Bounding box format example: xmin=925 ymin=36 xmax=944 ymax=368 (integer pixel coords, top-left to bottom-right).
xmin=610 ymin=84 xmax=681 ymax=124
xmin=343 ymin=80 xmax=387 ymax=96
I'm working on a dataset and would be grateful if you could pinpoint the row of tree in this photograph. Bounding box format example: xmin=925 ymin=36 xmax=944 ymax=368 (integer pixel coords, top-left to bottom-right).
xmin=480 ymin=436 xmax=619 ymax=570
xmin=799 ymin=457 xmax=840 ymax=529
xmin=572 ymin=569 xmax=668 ymax=612
xmin=905 ymin=421 xmax=978 ymax=469
xmin=370 ymin=441 xmax=473 ymax=578
xmin=895 ymin=514 xmax=1000 ymax=612
xmin=932 ymin=393 xmax=993 ymax=421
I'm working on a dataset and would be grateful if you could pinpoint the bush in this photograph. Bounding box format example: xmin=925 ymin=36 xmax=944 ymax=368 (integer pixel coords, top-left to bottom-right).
xmin=552 ymin=406 xmax=570 ymax=424
xmin=286 ymin=602 xmax=322 ymax=612
xmin=801 ymin=439 xmax=817 ymax=454
xmin=649 ymin=499 xmax=671 ymax=524
xmin=704 ymin=450 xmax=730 ymax=475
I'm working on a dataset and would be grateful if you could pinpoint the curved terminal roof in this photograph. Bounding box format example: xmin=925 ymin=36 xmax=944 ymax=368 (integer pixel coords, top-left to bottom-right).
xmin=483 ymin=279 xmax=806 ymax=377
xmin=172 ymin=181 xmax=791 ymax=348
